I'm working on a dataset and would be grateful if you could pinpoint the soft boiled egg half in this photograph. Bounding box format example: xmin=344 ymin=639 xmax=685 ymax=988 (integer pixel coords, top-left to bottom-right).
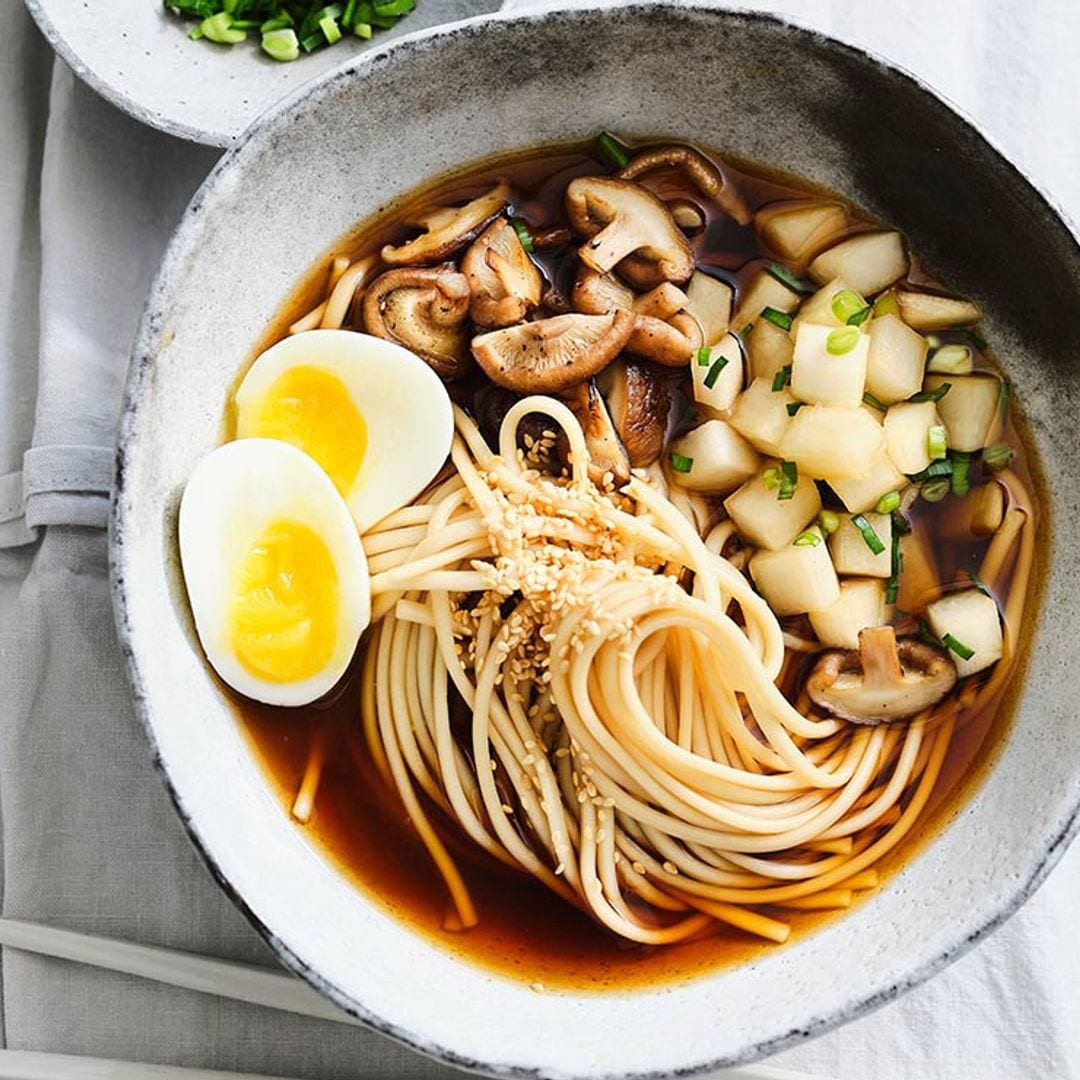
xmin=233 ymin=330 xmax=454 ymax=532
xmin=180 ymin=439 xmax=371 ymax=707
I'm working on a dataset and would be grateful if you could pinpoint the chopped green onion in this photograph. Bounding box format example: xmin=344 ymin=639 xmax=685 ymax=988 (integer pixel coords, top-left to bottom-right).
xmin=794 ymin=531 xmax=821 ymax=547
xmin=696 ymin=346 xmax=712 ymax=366
xmin=862 ymin=391 xmax=886 ymax=413
xmin=771 ymin=365 xmax=791 ymax=392
xmin=261 ymin=26 xmax=299 ymax=59
xmin=951 ymin=453 xmax=971 ymax=497
xmin=818 ymin=510 xmax=840 ymax=535
xmin=909 ymin=382 xmax=951 ymax=403
xmin=891 ymin=509 xmax=912 ymax=535
xmin=762 ymin=466 xmax=780 ymax=491
xmin=261 ymin=12 xmax=294 ymax=32
xmin=786 ymin=401 xmax=805 ymax=416
xmin=885 ymin=525 xmax=903 ymax=603
xmin=669 ymin=452 xmax=694 ymax=474
xmin=188 ymin=24 xmax=205 ymax=40
xmin=908 ymin=459 xmax=953 ymax=483
xmin=341 ymin=0 xmax=358 ymax=25
xmin=942 ymin=633 xmax=975 ymax=661
xmin=875 ymin=490 xmax=901 ymax=514
xmin=738 ymin=322 xmax=754 ymax=343
xmin=927 ymin=424 xmax=948 ymax=461
xmin=319 ymin=14 xmax=341 ymax=42
xmin=982 ymin=442 xmax=1015 ymax=471
xmin=920 ymin=477 xmax=950 ymax=503
xmin=761 ymin=306 xmax=794 ymax=331
xmin=595 ymin=131 xmax=630 ymax=170
xmin=703 ymin=356 xmax=729 ymax=390
xmin=765 ymin=263 xmax=815 ymax=293
xmin=967 ymin=569 xmax=994 ymax=600
xmin=848 ymin=305 xmax=873 ymax=327
xmin=851 ymin=513 xmax=885 ymax=555
xmin=353 ymin=20 xmax=373 ymax=36
xmin=300 ymin=30 xmax=324 ymax=51
xmin=826 ymin=326 xmax=861 ymax=356
xmin=952 ymin=326 xmax=988 ymax=350
xmin=199 ymin=12 xmax=247 ymax=42
xmin=778 ymin=461 xmax=798 ymax=501
xmin=927 ymin=344 xmax=973 ymax=375
xmin=374 ymin=0 xmax=415 ymax=14
xmin=830 ymin=289 xmax=866 ymax=323
xmin=874 ymin=291 xmax=900 ymax=317
xmin=511 ymin=220 xmax=534 ymax=254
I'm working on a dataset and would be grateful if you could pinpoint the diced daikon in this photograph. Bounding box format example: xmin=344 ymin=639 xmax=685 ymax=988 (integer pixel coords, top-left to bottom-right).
xmin=828 ymin=450 xmax=906 ymax=513
xmin=794 ymin=277 xmax=865 ymax=329
xmin=729 ymin=377 xmax=796 ymax=457
xmin=808 ymin=231 xmax=909 ymax=296
xmin=866 ymin=314 xmax=929 ymax=405
xmin=924 ymin=373 xmax=1003 ymax=452
xmin=883 ymin=400 xmax=941 ymax=476
xmin=791 ymin=322 xmax=869 ymax=408
xmin=668 ymin=420 xmax=759 ymax=495
xmin=829 ymin=513 xmax=892 ymax=577
xmin=731 ymin=270 xmax=801 ymax=332
xmin=692 ymin=332 xmax=744 ymax=416
xmin=926 ymin=588 xmax=1003 ymax=677
xmin=755 ymin=200 xmax=848 ymax=270
xmin=809 ymin=579 xmax=887 ymax=649
xmin=779 ymin=405 xmax=884 ymax=481
xmin=746 ymin=317 xmax=794 ymax=383
xmin=895 ymin=290 xmax=981 ymax=330
xmin=724 ymin=464 xmax=822 ymax=551
xmin=684 ymin=271 xmax=734 ymax=347
xmin=749 ymin=528 xmax=840 ymax=615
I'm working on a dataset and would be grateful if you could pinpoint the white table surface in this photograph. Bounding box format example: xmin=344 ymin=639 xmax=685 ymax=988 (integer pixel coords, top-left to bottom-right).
xmin=2 ymin=1 xmax=1079 ymax=1077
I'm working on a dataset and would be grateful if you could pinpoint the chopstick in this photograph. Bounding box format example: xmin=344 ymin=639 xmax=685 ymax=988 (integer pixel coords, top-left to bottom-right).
xmin=0 ymin=1049 xmax=297 ymax=1079
xmin=0 ymin=918 xmax=829 ymax=1080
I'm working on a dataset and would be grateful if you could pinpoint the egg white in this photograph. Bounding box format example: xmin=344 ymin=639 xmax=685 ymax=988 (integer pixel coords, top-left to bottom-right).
xmin=179 ymin=438 xmax=370 ymax=707
xmin=234 ymin=330 xmax=454 ymax=532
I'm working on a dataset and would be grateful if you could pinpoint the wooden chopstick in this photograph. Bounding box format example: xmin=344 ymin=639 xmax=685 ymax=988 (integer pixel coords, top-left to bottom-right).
xmin=0 ymin=918 xmax=829 ymax=1080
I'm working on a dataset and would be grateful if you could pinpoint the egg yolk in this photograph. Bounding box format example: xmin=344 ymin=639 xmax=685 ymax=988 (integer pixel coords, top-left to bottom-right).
xmin=251 ymin=366 xmax=366 ymax=497
xmin=230 ymin=520 xmax=340 ymax=683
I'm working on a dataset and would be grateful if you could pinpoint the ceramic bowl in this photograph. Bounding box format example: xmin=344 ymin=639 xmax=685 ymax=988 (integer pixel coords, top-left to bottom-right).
xmin=111 ymin=5 xmax=1080 ymax=1077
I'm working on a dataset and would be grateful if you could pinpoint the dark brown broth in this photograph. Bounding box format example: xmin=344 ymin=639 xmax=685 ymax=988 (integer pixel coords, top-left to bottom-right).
xmin=233 ymin=141 xmax=1046 ymax=991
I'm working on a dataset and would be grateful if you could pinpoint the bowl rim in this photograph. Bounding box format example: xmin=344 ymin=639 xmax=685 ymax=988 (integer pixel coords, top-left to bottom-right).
xmin=110 ymin=4 xmax=1080 ymax=1077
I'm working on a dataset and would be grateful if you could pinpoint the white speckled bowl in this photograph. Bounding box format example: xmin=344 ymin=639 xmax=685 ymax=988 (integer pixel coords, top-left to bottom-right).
xmin=112 ymin=5 xmax=1080 ymax=1077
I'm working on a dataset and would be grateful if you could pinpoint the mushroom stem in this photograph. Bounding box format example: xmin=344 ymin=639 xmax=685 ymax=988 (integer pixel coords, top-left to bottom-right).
xmin=581 ymin=220 xmax=646 ymax=275
xmin=859 ymin=627 xmax=904 ymax=687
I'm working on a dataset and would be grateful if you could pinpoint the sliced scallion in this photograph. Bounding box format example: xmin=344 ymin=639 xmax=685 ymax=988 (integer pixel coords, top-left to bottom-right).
xmin=862 ymin=390 xmax=886 ymax=412
xmin=875 ymin=490 xmax=901 ymax=514
xmin=851 ymin=513 xmax=885 ymax=555
xmin=908 ymin=459 xmax=953 ymax=483
xmin=794 ymin=531 xmax=821 ymax=547
xmin=778 ymin=461 xmax=798 ymax=501
xmin=512 ymin=220 xmax=535 ymax=254
xmin=885 ymin=526 xmax=903 ymax=603
xmin=826 ymin=326 xmax=860 ymax=356
xmin=261 ymin=12 xmax=294 ymax=31
xmin=909 ymin=382 xmax=951 ymax=403
xmin=786 ymin=401 xmax=805 ymax=417
xmin=927 ymin=424 xmax=948 ymax=461
xmin=199 ymin=12 xmax=247 ymax=42
xmin=848 ymin=305 xmax=873 ymax=327
xmin=739 ymin=322 xmax=754 ymax=343
xmin=818 ymin=510 xmax=840 ymax=535
xmin=951 ymin=453 xmax=971 ymax=497
xmin=762 ymin=466 xmax=781 ymax=491
xmin=761 ymin=306 xmax=794 ymax=331
xmin=874 ymin=291 xmax=900 ymax=317
xmin=703 ymin=355 xmax=729 ymax=390
xmin=261 ymin=26 xmax=299 ymax=60
xmin=595 ymin=131 xmax=630 ymax=170
xmin=353 ymin=20 xmax=373 ymax=36
xmin=982 ymin=442 xmax=1015 ymax=471
xmin=772 ymin=365 xmax=791 ymax=392
xmin=830 ymin=289 xmax=866 ymax=324
xmin=696 ymin=346 xmax=712 ymax=366
xmin=765 ymin=263 xmax=815 ymax=293
xmin=927 ymin=343 xmax=973 ymax=375
xmin=942 ymin=633 xmax=975 ymax=661
xmin=921 ymin=477 xmax=950 ymax=503
xmin=374 ymin=0 xmax=415 ymax=14
xmin=319 ymin=14 xmax=341 ymax=42
xmin=669 ymin=452 xmax=694 ymax=474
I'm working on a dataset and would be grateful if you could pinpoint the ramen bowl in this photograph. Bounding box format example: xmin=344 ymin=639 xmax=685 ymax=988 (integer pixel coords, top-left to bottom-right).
xmin=111 ymin=5 xmax=1080 ymax=1077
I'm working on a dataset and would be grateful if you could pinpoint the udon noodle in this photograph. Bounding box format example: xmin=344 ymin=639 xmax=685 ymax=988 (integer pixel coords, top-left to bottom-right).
xmin=352 ymin=393 xmax=1034 ymax=943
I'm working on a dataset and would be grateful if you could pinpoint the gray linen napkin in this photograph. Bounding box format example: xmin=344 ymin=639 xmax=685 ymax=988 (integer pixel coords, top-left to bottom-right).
xmin=3 ymin=0 xmax=1080 ymax=1076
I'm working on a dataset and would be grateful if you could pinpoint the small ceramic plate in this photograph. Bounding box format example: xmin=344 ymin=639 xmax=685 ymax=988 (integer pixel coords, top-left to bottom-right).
xmin=24 ymin=0 xmax=500 ymax=147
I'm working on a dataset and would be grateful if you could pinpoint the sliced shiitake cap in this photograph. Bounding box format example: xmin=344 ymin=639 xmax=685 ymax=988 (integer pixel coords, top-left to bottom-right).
xmin=362 ymin=265 xmax=472 ymax=380
xmin=565 ymin=177 xmax=694 ymax=288
xmin=626 ymin=314 xmax=696 ymax=367
xmin=471 ymin=309 xmax=635 ymax=394
xmin=381 ymin=181 xmax=511 ymax=266
xmin=619 ymin=145 xmax=751 ymax=226
xmin=596 ymin=359 xmax=670 ymax=467
xmin=666 ymin=197 xmax=706 ymax=235
xmin=806 ymin=625 xmax=957 ymax=725
xmin=571 ymin=265 xmax=635 ymax=315
xmin=461 ymin=218 xmax=543 ymax=329
xmin=633 ymin=283 xmax=688 ymax=321
xmin=563 ymin=380 xmax=631 ymax=489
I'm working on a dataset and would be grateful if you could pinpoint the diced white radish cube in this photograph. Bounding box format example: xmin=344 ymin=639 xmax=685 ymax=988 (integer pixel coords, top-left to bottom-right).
xmin=750 ymin=527 xmax=840 ymax=615
xmin=790 ymin=322 xmax=869 ymax=408
xmin=829 ymin=512 xmax=892 ymax=577
xmin=926 ymin=588 xmax=1003 ymax=677
xmin=746 ymin=317 xmax=794 ymax=383
xmin=795 ymin=277 xmax=866 ymax=329
xmin=895 ymin=290 xmax=981 ymax=330
xmin=809 ymin=579 xmax=887 ymax=649
xmin=809 ymin=231 xmax=909 ymax=296
xmin=692 ymin=332 xmax=743 ymax=416
xmin=684 ymin=271 xmax=733 ymax=346
xmin=884 ymin=401 xmax=941 ymax=475
xmin=897 ymin=518 xmax=940 ymax=612
xmin=779 ymin=405 xmax=884 ymax=481
xmin=668 ymin=420 xmax=759 ymax=495
xmin=755 ymin=200 xmax=848 ymax=270
xmin=731 ymin=270 xmax=801 ymax=332
xmin=865 ymin=314 xmax=929 ymax=405
xmin=828 ymin=449 xmax=906 ymax=513
xmin=729 ymin=377 xmax=795 ymax=457
xmin=924 ymin=373 xmax=1003 ymax=452
xmin=724 ymin=464 xmax=822 ymax=551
